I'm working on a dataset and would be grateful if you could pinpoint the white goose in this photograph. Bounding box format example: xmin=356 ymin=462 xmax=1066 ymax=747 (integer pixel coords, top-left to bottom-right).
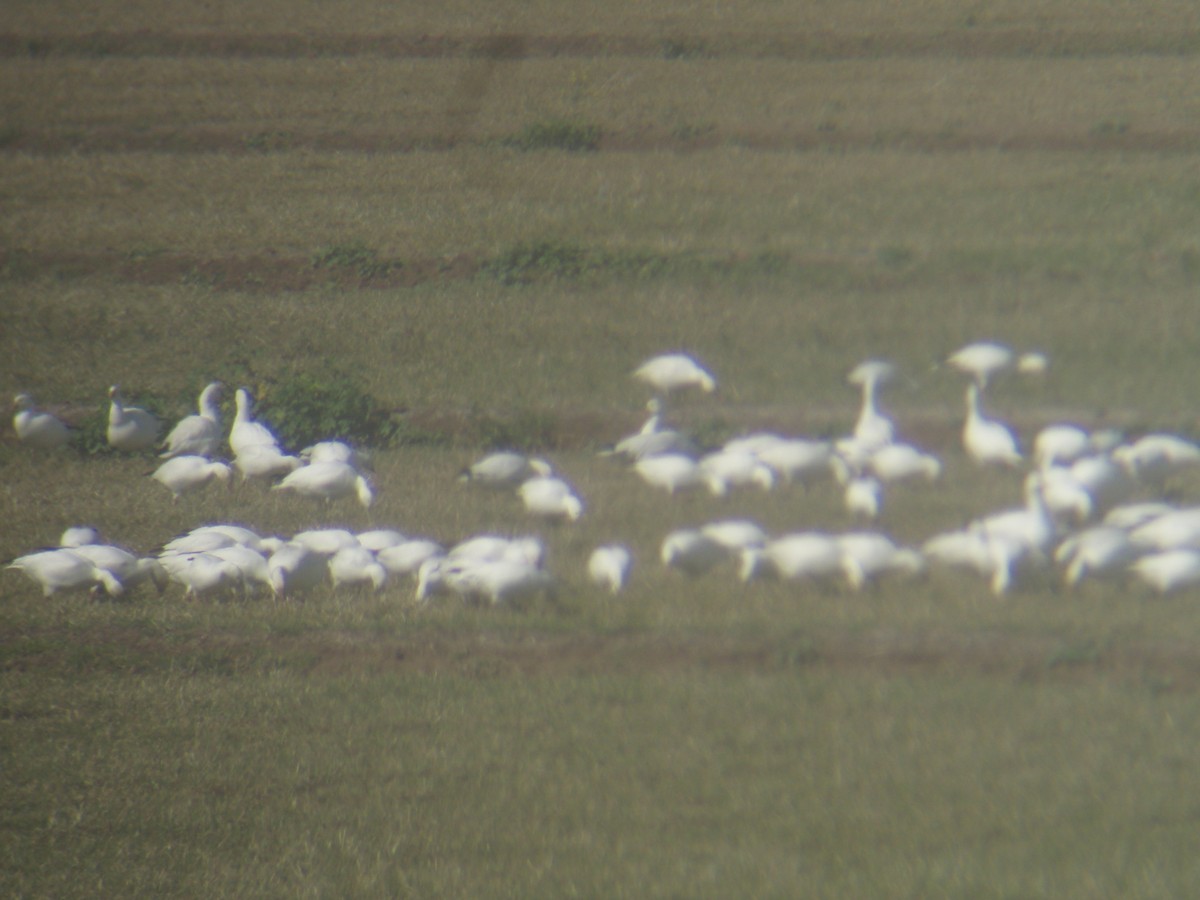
xmin=233 ymin=443 xmax=303 ymax=480
xmin=1129 ymin=549 xmax=1200 ymax=595
xmin=963 ymin=383 xmax=1022 ymax=468
xmin=151 ymin=455 xmax=232 ymax=500
xmin=229 ymin=388 xmax=282 ymax=458
xmin=160 ymin=381 xmax=223 ymax=459
xmin=634 ymin=453 xmax=706 ymax=494
xmin=328 ymin=545 xmax=388 ymax=592
xmin=106 ymin=386 xmax=161 ymax=452
xmin=836 ymin=532 xmax=925 ymax=591
xmin=739 ymin=532 xmax=843 ymax=584
xmin=587 ymin=544 xmax=633 ymax=594
xmin=459 ymin=451 xmax=552 ymax=489
xmin=12 ymin=393 xmax=71 ymax=449
xmin=7 ymin=548 xmax=124 ymax=597
xmin=632 ymin=352 xmax=717 ymax=397
xmin=377 ymin=539 xmax=444 ymax=579
xmin=518 ymin=475 xmax=584 ymax=522
xmin=847 ymin=359 xmax=896 ymax=450
xmin=273 ymin=461 xmax=374 ymax=507
xmin=267 ymin=542 xmax=330 ymax=599
xmin=945 ymin=341 xmax=1015 ymax=389
xmin=70 ymin=543 xmax=168 ymax=594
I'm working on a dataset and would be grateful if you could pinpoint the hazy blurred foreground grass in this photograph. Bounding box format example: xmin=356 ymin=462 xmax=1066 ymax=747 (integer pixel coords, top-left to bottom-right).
xmin=6 ymin=665 xmax=1200 ymax=898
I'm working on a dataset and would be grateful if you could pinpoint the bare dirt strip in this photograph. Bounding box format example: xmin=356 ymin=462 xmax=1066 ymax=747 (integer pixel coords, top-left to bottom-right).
xmin=3 ymin=29 xmax=1200 ymax=61
xmin=2 ymin=625 xmax=1198 ymax=691
xmin=5 ymin=125 xmax=1200 ymax=156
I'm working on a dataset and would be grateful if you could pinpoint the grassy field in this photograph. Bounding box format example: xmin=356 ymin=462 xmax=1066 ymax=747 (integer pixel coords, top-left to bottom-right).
xmin=5 ymin=2 xmax=1200 ymax=896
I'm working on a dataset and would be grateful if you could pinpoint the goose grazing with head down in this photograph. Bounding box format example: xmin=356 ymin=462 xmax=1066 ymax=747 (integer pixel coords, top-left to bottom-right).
xmin=588 ymin=544 xmax=633 ymax=594
xmin=12 ymin=393 xmax=72 ymax=449
xmin=632 ymin=353 xmax=717 ymax=398
xmin=459 ymin=451 xmax=552 ymax=490
xmin=161 ymin=381 xmax=223 ymax=459
xmin=272 ymin=460 xmax=374 ymax=508
xmin=963 ymin=383 xmax=1022 ymax=468
xmin=106 ymin=386 xmax=161 ymax=452
xmin=7 ymin=548 xmax=124 ymax=597
xmin=151 ymin=455 xmax=233 ymax=500
xmin=518 ymin=475 xmax=584 ymax=522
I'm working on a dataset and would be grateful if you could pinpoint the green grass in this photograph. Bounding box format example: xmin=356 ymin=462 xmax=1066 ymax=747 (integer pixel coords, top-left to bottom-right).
xmin=5 ymin=1 xmax=1200 ymax=894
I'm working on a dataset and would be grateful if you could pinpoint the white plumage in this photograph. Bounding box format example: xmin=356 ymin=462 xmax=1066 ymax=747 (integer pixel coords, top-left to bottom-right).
xmin=459 ymin=451 xmax=551 ymax=489
xmin=12 ymin=393 xmax=71 ymax=449
xmin=151 ymin=456 xmax=232 ymax=499
xmin=106 ymin=386 xmax=161 ymax=452
xmin=634 ymin=454 xmax=706 ymax=494
xmin=518 ymin=476 xmax=584 ymax=521
xmin=945 ymin=341 xmax=1015 ymax=388
xmin=273 ymin=461 xmax=374 ymax=507
xmin=963 ymin=383 xmax=1022 ymax=468
xmin=161 ymin=381 xmax=223 ymax=459
xmin=632 ymin=353 xmax=717 ymax=396
xmin=7 ymin=548 xmax=124 ymax=597
xmin=587 ymin=544 xmax=633 ymax=594
xmin=229 ymin=388 xmax=282 ymax=458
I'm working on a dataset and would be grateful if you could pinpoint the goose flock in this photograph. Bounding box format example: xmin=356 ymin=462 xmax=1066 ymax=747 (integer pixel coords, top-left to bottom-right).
xmin=10 ymin=344 xmax=1200 ymax=605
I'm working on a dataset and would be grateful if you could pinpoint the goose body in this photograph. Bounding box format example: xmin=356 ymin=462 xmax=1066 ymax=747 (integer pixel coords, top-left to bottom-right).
xmin=963 ymin=383 xmax=1022 ymax=467
xmin=634 ymin=453 xmax=706 ymax=494
xmin=946 ymin=341 xmax=1014 ymax=388
xmin=699 ymin=519 xmax=768 ymax=553
xmin=518 ymin=476 xmax=584 ymax=521
xmin=633 ymin=353 xmax=716 ymax=396
xmin=70 ymin=544 xmax=167 ymax=593
xmin=587 ymin=544 xmax=633 ymax=594
xmin=661 ymin=529 xmax=728 ymax=576
xmin=151 ymin=456 xmax=232 ymax=499
xmin=234 ymin=443 xmax=303 ymax=480
xmin=836 ymin=532 xmax=924 ymax=590
xmin=229 ymin=388 xmax=282 ymax=458
xmin=377 ymin=539 xmax=444 ymax=578
xmin=844 ymin=475 xmax=884 ymax=521
xmin=267 ymin=542 xmax=329 ymax=598
xmin=459 ymin=451 xmax=551 ymax=489
xmin=1034 ymin=424 xmax=1093 ymax=469
xmin=8 ymin=548 xmax=124 ymax=597
xmin=1055 ymin=526 xmax=1141 ymax=589
xmin=163 ymin=552 xmax=243 ymax=599
xmin=1129 ymin=549 xmax=1200 ymax=594
xmin=866 ymin=443 xmax=941 ymax=484
xmin=328 ymin=545 xmax=388 ymax=591
xmin=273 ymin=461 xmax=374 ymax=507
xmin=106 ymin=386 xmax=161 ymax=451
xmin=740 ymin=532 xmax=843 ymax=583
xmin=848 ymin=360 xmax=896 ymax=450
xmin=753 ymin=437 xmax=835 ymax=485
xmin=12 ymin=393 xmax=71 ymax=449
xmin=161 ymin=382 xmax=223 ymax=458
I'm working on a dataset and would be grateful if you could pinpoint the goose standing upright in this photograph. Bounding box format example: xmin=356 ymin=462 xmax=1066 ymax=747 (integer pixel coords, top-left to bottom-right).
xmin=847 ymin=359 xmax=896 ymax=449
xmin=963 ymin=383 xmax=1022 ymax=468
xmin=106 ymin=386 xmax=161 ymax=452
xmin=229 ymin=388 xmax=282 ymax=458
xmin=161 ymin=381 xmax=223 ymax=458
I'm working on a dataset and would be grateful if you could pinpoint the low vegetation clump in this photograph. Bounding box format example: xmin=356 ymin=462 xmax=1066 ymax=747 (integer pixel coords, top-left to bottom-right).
xmin=507 ymin=119 xmax=603 ymax=152
xmin=257 ymin=371 xmax=401 ymax=449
